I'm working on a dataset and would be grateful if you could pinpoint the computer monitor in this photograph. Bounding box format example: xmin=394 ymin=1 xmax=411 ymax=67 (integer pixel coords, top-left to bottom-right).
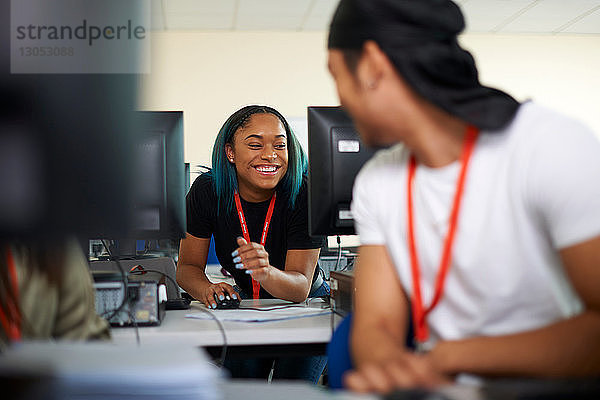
xmin=307 ymin=106 xmax=377 ymax=236
xmin=130 ymin=111 xmax=186 ymax=240
xmin=91 ymin=111 xmax=185 ymax=258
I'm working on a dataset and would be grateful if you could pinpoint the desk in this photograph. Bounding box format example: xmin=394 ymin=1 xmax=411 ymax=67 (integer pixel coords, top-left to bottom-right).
xmin=221 ymin=379 xmax=600 ymax=400
xmin=220 ymin=380 xmax=375 ymax=400
xmin=111 ymin=299 xmax=336 ymax=358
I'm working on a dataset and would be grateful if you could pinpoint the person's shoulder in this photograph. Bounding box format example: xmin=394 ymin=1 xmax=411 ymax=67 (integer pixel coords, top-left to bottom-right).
xmin=299 ymin=174 xmax=309 ymax=193
xmin=189 ymin=171 xmax=215 ymax=195
xmin=489 ymin=102 xmax=600 ymax=180
xmin=195 ymin=171 xmax=214 ymax=186
xmin=281 ymin=174 xmax=309 ymax=209
xmin=352 ymin=144 xmax=407 ymax=196
xmin=503 ymin=101 xmax=595 ymax=141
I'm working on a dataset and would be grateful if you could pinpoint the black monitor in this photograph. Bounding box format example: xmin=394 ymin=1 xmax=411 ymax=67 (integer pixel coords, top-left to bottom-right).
xmin=130 ymin=111 xmax=186 ymax=240
xmin=307 ymin=106 xmax=377 ymax=236
xmin=91 ymin=111 xmax=186 ymax=258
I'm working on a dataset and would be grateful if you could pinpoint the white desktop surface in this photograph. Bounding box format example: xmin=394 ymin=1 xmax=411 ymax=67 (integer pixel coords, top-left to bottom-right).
xmin=111 ymin=299 xmax=334 ymax=347
xmin=220 ymin=381 xmax=485 ymax=400
xmin=220 ymin=380 xmax=377 ymax=400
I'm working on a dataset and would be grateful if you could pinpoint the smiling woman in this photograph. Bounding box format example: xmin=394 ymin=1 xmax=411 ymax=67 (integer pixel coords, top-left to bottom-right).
xmin=225 ymin=112 xmax=289 ymax=202
xmin=211 ymin=106 xmax=306 ymax=215
xmin=176 ymin=105 xmax=328 ymax=383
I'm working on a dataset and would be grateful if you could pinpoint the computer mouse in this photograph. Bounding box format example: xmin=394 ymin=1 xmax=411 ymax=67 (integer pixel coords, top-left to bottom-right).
xmin=213 ymin=293 xmax=240 ymax=309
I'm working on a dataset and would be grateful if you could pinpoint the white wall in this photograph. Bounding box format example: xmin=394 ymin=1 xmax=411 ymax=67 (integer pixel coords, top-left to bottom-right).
xmin=460 ymin=34 xmax=600 ymax=136
xmin=140 ymin=31 xmax=600 ymax=168
xmin=139 ymin=31 xmax=338 ymax=167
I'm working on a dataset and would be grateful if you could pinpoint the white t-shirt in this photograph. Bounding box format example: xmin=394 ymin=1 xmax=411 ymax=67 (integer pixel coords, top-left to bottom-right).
xmin=351 ymin=101 xmax=600 ymax=346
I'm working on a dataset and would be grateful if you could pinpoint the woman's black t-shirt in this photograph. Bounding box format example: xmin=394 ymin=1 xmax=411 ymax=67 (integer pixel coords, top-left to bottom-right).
xmin=186 ymin=172 xmax=325 ymax=298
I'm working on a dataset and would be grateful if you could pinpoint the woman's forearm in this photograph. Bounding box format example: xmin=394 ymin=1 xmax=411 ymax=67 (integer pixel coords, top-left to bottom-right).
xmin=259 ymin=267 xmax=312 ymax=302
xmin=176 ymin=263 xmax=212 ymax=301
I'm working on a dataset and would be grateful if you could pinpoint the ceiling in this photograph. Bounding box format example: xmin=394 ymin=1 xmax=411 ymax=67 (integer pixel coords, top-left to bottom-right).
xmin=150 ymin=0 xmax=600 ymax=34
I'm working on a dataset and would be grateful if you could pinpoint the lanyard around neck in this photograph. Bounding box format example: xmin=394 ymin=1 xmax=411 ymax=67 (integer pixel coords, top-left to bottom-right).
xmin=0 ymin=247 xmax=22 ymax=341
xmin=407 ymin=125 xmax=479 ymax=350
xmin=233 ymin=192 xmax=277 ymax=299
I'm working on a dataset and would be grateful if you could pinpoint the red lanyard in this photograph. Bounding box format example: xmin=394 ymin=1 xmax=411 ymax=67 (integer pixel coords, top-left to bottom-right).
xmin=407 ymin=125 xmax=478 ymax=349
xmin=0 ymin=247 xmax=22 ymax=341
xmin=234 ymin=192 xmax=277 ymax=299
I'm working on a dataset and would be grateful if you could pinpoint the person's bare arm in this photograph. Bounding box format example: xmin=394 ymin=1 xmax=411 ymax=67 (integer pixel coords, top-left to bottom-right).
xmin=177 ymin=233 xmax=238 ymax=308
xmin=430 ymin=235 xmax=600 ymax=378
xmin=261 ymin=247 xmax=321 ymax=302
xmin=233 ymin=237 xmax=320 ymax=302
xmin=351 ymin=245 xmax=409 ymax=365
xmin=345 ymin=237 xmax=600 ymax=393
xmin=343 ymin=245 xmax=451 ymax=393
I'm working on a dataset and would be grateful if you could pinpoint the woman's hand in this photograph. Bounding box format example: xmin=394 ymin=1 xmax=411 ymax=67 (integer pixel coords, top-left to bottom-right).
xmin=197 ymin=281 xmax=238 ymax=309
xmin=232 ymin=237 xmax=274 ymax=283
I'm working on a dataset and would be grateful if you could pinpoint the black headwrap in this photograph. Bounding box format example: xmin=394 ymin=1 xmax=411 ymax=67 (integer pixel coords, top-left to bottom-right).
xmin=328 ymin=0 xmax=520 ymax=131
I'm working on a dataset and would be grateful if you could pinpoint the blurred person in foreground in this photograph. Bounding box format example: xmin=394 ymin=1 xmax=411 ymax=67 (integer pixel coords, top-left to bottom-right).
xmin=326 ymin=0 xmax=600 ymax=393
xmin=0 ymin=239 xmax=110 ymax=350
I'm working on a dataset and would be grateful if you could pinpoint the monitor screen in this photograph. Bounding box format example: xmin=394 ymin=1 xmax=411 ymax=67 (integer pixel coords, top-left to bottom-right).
xmin=129 ymin=111 xmax=186 ymax=240
xmin=307 ymin=106 xmax=377 ymax=236
xmin=90 ymin=111 xmax=186 ymax=258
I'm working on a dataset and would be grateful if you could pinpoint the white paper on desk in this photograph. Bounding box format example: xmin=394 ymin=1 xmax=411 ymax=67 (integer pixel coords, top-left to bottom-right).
xmin=186 ymin=307 xmax=330 ymax=323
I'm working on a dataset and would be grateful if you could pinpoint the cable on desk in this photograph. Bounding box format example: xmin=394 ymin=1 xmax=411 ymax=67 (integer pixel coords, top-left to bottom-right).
xmin=128 ymin=266 xmax=178 ymax=291
xmin=334 ymin=235 xmax=356 ymax=272
xmin=100 ymin=240 xmax=127 ymax=320
xmin=196 ymin=307 xmax=228 ymax=368
xmin=128 ymin=307 xmax=140 ymax=346
xmin=200 ymin=299 xmax=329 ymax=364
xmin=128 ymin=265 xmax=191 ymax=310
xmin=240 ymin=305 xmax=308 ymax=312
xmin=340 ymin=256 xmax=355 ymax=272
xmin=99 ymin=239 xmax=141 ymax=344
xmin=240 ymin=297 xmax=331 ymax=312
xmin=334 ymin=235 xmax=342 ymax=272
